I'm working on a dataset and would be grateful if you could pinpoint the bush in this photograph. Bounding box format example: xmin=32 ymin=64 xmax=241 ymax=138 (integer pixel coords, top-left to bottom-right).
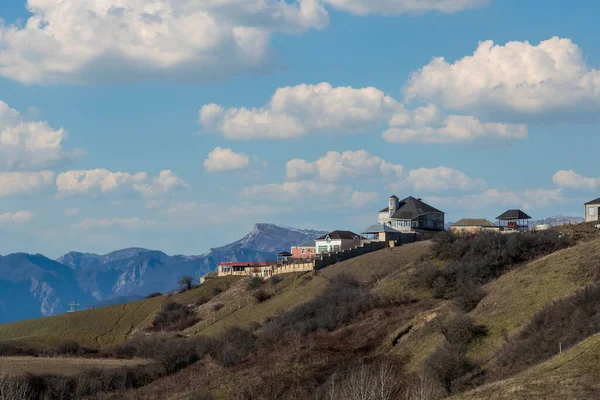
xmin=133 ymin=334 xmax=199 ymax=374
xmin=212 ymin=287 xmax=223 ymax=296
xmin=269 ymin=275 xmax=283 ymax=286
xmin=151 ymin=302 xmax=199 ymax=332
xmin=146 ymin=292 xmax=162 ymax=299
xmin=247 ymin=277 xmax=263 ymax=291
xmin=253 ymin=289 xmax=271 ymax=303
xmin=212 ymin=303 xmax=225 ymax=312
xmin=208 ymin=327 xmax=257 ymax=367
xmin=424 ymin=345 xmax=477 ymax=394
xmin=495 ymin=283 xmax=600 ymax=378
xmin=435 ymin=315 xmax=487 ymax=347
xmin=413 ymin=231 xmax=572 ymax=303
xmin=261 ymin=274 xmax=378 ymax=340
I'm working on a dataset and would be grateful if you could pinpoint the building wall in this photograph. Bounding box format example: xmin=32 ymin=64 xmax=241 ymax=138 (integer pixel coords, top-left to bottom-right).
xmin=378 ymin=212 xmax=390 ymax=224
xmin=586 ymin=204 xmax=600 ymax=222
xmin=291 ymin=246 xmax=316 ymax=259
xmin=315 ymin=238 xmax=343 ymax=253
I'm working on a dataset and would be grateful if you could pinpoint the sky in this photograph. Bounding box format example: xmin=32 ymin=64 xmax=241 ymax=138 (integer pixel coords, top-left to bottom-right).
xmin=1 ymin=0 xmax=600 ymax=258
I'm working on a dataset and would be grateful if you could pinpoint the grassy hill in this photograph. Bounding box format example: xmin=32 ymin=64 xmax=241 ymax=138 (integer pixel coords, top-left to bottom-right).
xmin=0 ymin=276 xmax=239 ymax=348
xmin=455 ymin=332 xmax=600 ymax=400
xmin=5 ymin=226 xmax=600 ymax=400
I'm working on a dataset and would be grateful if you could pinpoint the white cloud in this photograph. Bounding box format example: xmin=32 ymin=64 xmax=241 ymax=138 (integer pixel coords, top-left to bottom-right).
xmin=64 ymin=208 xmax=79 ymax=216
xmin=0 ymin=171 xmax=54 ymax=196
xmin=242 ymin=180 xmax=376 ymax=209
xmin=0 ymin=101 xmax=81 ymax=170
xmin=71 ymin=217 xmax=158 ymax=230
xmin=200 ymin=82 xmax=400 ymax=139
xmin=349 ymin=191 xmax=379 ymax=208
xmin=56 ymin=169 xmax=148 ymax=195
xmin=394 ymin=166 xmax=486 ymax=192
xmin=429 ymin=188 xmax=566 ymax=213
xmin=383 ymin=104 xmax=527 ymax=143
xmin=0 ymin=210 xmax=34 ymax=225
xmin=0 ymin=0 xmax=329 ymax=85
xmin=287 ymin=150 xmax=404 ymax=181
xmin=133 ymin=170 xmax=188 ymax=198
xmin=324 ymin=0 xmax=489 ymax=16
xmin=204 ymin=147 xmax=250 ymax=172
xmin=166 ymin=201 xmax=278 ymax=224
xmin=552 ymin=170 xmax=600 ymax=191
xmin=404 ymin=37 xmax=600 ymax=118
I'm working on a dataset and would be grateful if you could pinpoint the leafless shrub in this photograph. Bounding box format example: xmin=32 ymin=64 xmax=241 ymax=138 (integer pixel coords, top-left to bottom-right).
xmin=405 ymin=374 xmax=444 ymax=400
xmin=0 ymin=374 xmax=33 ymax=400
xmin=325 ymin=360 xmax=403 ymax=400
xmin=423 ymin=345 xmax=476 ymax=395
xmin=212 ymin=303 xmax=224 ymax=312
xmin=253 ymin=289 xmax=271 ymax=303
xmin=247 ymin=277 xmax=263 ymax=291
xmin=435 ymin=315 xmax=486 ymax=347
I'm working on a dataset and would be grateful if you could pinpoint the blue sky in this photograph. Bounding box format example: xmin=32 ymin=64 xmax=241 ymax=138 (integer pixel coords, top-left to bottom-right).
xmin=0 ymin=0 xmax=600 ymax=257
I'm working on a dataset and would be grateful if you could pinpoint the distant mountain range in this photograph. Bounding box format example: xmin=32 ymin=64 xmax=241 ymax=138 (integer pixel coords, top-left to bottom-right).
xmin=0 ymin=224 xmax=326 ymax=324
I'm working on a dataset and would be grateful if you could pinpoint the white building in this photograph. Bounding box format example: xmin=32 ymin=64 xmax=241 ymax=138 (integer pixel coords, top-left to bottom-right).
xmin=314 ymin=231 xmax=365 ymax=254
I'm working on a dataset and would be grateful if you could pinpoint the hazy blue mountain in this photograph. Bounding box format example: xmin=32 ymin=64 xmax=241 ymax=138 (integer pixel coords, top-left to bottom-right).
xmin=0 ymin=253 xmax=95 ymax=324
xmin=0 ymin=224 xmax=327 ymax=323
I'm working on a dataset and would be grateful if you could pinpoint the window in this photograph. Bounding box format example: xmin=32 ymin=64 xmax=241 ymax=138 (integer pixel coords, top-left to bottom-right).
xmin=318 ymin=246 xmax=328 ymax=253
xmin=302 ymin=248 xmax=306 ymax=254
xmin=590 ymin=207 xmax=596 ymax=216
xmin=412 ymin=221 xmax=418 ymax=227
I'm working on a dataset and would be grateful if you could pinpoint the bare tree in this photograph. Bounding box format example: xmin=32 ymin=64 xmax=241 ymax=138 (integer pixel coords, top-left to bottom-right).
xmin=178 ymin=275 xmax=195 ymax=291
xmin=331 ymin=360 xmax=402 ymax=400
xmin=0 ymin=374 xmax=32 ymax=400
xmin=406 ymin=374 xmax=444 ymax=400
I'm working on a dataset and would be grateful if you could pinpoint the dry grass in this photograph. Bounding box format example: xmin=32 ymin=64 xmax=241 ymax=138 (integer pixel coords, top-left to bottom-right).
xmin=0 ymin=356 xmax=150 ymax=376
xmin=454 ymin=333 xmax=600 ymax=400
xmin=0 ymin=277 xmax=240 ymax=349
xmin=186 ymin=242 xmax=432 ymax=337
xmin=467 ymin=238 xmax=600 ymax=364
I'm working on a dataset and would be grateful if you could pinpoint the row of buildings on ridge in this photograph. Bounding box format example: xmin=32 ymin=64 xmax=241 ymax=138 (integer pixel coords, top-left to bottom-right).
xmin=214 ymin=194 xmax=546 ymax=280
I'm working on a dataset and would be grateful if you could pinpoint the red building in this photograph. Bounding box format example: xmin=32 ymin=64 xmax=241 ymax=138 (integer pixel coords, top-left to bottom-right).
xmin=291 ymin=240 xmax=317 ymax=259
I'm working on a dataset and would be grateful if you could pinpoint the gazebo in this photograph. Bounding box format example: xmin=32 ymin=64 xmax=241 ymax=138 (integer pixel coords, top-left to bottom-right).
xmin=277 ymin=251 xmax=293 ymax=264
xmin=496 ymin=209 xmax=531 ymax=232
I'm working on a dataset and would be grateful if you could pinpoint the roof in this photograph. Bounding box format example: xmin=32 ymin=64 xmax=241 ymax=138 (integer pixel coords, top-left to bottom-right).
xmin=389 ymin=196 xmax=444 ymax=220
xmin=379 ymin=207 xmax=390 ymax=213
xmin=316 ymin=230 xmax=364 ymax=240
xmin=361 ymin=224 xmax=402 ymax=234
xmin=277 ymin=251 xmax=293 ymax=257
xmin=495 ymin=209 xmax=532 ymax=220
xmin=390 ymin=195 xmax=399 ymax=199
xmin=293 ymin=240 xmax=315 ymax=248
xmin=585 ymin=197 xmax=600 ymax=205
xmin=453 ymin=218 xmax=497 ymax=227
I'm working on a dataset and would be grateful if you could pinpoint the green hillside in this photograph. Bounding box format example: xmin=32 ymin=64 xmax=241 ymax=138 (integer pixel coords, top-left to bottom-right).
xmin=0 ymin=276 xmax=239 ymax=348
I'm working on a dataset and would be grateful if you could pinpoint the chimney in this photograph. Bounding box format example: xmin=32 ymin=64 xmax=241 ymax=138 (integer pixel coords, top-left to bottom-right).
xmin=389 ymin=196 xmax=399 ymax=217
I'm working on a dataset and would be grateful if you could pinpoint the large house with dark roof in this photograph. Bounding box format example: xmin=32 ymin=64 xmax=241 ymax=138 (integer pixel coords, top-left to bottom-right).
xmin=377 ymin=196 xmax=445 ymax=233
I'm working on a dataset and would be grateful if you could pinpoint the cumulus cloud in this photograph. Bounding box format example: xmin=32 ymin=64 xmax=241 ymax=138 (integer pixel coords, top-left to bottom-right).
xmin=0 ymin=171 xmax=54 ymax=196
xmin=71 ymin=217 xmax=158 ymax=230
xmin=56 ymin=169 xmax=148 ymax=195
xmin=383 ymin=104 xmax=528 ymax=143
xmin=0 ymin=0 xmax=329 ymax=85
xmin=204 ymin=147 xmax=250 ymax=172
xmin=324 ymin=0 xmax=489 ymax=16
xmin=404 ymin=37 xmax=600 ymax=118
xmin=393 ymin=166 xmax=486 ymax=192
xmin=552 ymin=170 xmax=600 ymax=190
xmin=0 ymin=210 xmax=34 ymax=225
xmin=200 ymin=82 xmax=400 ymax=139
xmin=287 ymin=150 xmax=404 ymax=181
xmin=429 ymin=188 xmax=566 ymax=212
xmin=0 ymin=101 xmax=81 ymax=170
xmin=200 ymin=83 xmax=526 ymax=144
xmin=133 ymin=170 xmax=188 ymax=198
xmin=242 ymin=180 xmax=377 ymax=209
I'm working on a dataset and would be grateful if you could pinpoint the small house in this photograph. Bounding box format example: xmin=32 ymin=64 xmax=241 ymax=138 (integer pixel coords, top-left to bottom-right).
xmin=291 ymin=241 xmax=317 ymax=259
xmin=378 ymin=196 xmax=445 ymax=233
xmin=585 ymin=197 xmax=600 ymax=222
xmin=218 ymin=261 xmax=276 ymax=278
xmin=496 ymin=209 xmax=531 ymax=232
xmin=450 ymin=219 xmax=499 ymax=234
xmin=315 ymin=231 xmax=365 ymax=254
xmin=361 ymin=224 xmax=403 ymax=246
